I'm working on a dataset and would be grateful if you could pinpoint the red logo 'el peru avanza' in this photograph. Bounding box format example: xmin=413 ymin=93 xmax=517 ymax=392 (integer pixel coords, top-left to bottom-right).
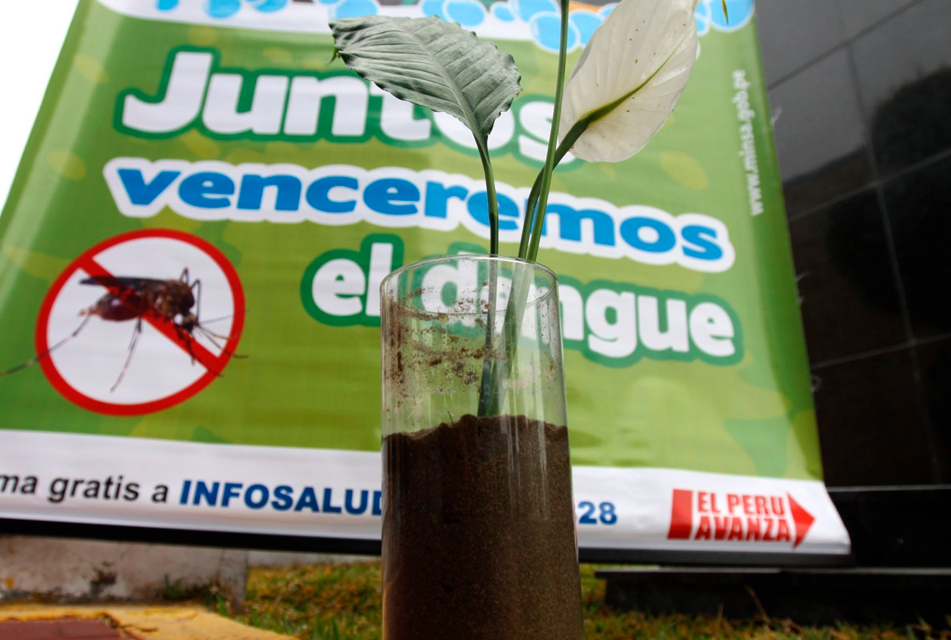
xmin=667 ymin=489 xmax=815 ymax=548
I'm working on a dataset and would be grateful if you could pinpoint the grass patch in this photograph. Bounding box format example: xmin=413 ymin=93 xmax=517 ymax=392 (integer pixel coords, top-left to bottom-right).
xmin=232 ymin=562 xmax=944 ymax=639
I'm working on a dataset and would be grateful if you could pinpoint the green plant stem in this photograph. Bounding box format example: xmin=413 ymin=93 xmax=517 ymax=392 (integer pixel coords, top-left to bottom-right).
xmin=477 ymin=0 xmax=575 ymax=417
xmin=477 ymin=262 xmax=535 ymax=417
xmin=523 ymin=0 xmax=571 ymax=262
xmin=518 ymin=120 xmax=588 ymax=260
xmin=517 ymin=170 xmax=543 ymax=259
xmin=476 ymin=259 xmax=501 ymax=417
xmin=476 ymin=358 xmax=497 ymax=417
xmin=477 ymin=140 xmax=500 ymax=256
xmin=475 ymin=137 xmax=500 ymax=417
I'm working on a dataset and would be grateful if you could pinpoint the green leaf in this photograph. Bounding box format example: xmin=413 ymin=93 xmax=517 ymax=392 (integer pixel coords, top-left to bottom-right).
xmin=331 ymin=15 xmax=519 ymax=255
xmin=329 ymin=16 xmax=521 ymax=142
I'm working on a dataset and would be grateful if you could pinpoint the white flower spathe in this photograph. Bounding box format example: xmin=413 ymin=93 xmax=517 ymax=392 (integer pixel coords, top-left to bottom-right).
xmin=559 ymin=0 xmax=699 ymax=163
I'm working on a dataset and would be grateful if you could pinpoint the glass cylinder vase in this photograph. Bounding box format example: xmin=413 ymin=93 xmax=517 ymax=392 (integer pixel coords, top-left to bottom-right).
xmin=380 ymin=254 xmax=584 ymax=640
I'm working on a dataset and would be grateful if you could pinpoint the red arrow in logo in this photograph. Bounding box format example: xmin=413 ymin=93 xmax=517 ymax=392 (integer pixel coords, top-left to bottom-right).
xmin=787 ymin=493 xmax=815 ymax=548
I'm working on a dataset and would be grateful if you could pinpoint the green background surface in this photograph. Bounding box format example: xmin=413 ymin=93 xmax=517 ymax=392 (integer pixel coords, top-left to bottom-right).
xmin=0 ymin=0 xmax=820 ymax=481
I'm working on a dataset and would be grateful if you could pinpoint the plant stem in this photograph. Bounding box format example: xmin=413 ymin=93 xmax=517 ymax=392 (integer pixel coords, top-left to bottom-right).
xmin=518 ymin=120 xmax=588 ymax=260
xmin=475 ymin=141 xmax=500 ymax=416
xmin=477 ymin=0 xmax=576 ymax=418
xmin=477 ymin=140 xmax=500 ymax=256
xmin=517 ymin=176 xmax=542 ymax=259
xmin=476 ymin=258 xmax=500 ymax=417
xmin=522 ymin=0 xmax=570 ymax=262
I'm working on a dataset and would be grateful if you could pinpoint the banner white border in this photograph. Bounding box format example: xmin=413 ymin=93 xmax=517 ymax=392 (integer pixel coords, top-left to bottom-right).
xmin=0 ymin=430 xmax=850 ymax=555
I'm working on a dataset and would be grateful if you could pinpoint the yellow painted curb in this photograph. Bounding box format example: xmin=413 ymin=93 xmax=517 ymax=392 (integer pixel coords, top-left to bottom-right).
xmin=0 ymin=604 xmax=293 ymax=640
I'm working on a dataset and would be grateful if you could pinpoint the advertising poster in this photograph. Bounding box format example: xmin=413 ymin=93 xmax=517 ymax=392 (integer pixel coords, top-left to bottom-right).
xmin=0 ymin=0 xmax=850 ymax=560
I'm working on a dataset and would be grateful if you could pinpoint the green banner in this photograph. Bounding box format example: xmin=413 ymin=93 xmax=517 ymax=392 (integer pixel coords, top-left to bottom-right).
xmin=0 ymin=0 xmax=849 ymax=556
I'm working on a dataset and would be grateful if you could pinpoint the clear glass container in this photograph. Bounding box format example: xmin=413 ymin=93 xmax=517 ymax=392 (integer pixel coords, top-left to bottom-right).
xmin=380 ymin=254 xmax=584 ymax=640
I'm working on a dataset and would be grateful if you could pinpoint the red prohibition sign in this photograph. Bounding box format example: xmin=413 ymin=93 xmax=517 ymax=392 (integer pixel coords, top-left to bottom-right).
xmin=35 ymin=229 xmax=246 ymax=416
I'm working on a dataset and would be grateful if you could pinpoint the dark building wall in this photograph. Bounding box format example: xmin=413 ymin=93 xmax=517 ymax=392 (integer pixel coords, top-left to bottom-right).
xmin=757 ymin=0 xmax=951 ymax=487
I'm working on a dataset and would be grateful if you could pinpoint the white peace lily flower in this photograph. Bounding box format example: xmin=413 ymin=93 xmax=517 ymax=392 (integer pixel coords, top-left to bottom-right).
xmin=559 ymin=0 xmax=700 ymax=163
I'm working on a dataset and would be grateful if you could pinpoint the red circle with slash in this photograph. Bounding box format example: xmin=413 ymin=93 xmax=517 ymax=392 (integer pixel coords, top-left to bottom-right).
xmin=35 ymin=229 xmax=245 ymax=416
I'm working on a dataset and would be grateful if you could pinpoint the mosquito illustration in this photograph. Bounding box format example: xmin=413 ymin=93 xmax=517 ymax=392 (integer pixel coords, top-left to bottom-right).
xmin=1 ymin=268 xmax=244 ymax=392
